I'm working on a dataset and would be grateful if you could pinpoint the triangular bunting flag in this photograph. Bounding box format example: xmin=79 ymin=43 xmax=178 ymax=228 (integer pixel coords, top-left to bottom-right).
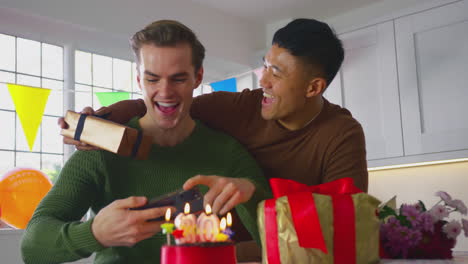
xmin=210 ymin=78 xmax=237 ymax=92
xmin=7 ymin=84 xmax=51 ymax=151
xmin=95 ymin=92 xmax=130 ymax=107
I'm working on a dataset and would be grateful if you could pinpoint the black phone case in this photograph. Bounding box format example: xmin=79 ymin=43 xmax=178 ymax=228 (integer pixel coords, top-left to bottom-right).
xmin=131 ymin=187 xmax=204 ymax=221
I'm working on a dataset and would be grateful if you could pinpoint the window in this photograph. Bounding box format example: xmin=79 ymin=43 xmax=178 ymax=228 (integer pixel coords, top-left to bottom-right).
xmin=74 ymin=50 xmax=141 ymax=111
xmin=0 ymin=34 xmax=212 ymax=230
xmin=0 ymin=34 xmax=64 ymax=185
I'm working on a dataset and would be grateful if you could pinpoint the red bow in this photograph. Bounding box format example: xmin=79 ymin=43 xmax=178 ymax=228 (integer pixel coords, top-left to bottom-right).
xmin=264 ymin=178 xmax=362 ymax=264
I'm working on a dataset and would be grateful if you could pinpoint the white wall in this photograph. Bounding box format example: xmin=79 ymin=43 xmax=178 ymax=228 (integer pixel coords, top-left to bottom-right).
xmin=0 ymin=229 xmax=23 ymax=264
xmin=265 ymin=18 xmax=291 ymax=48
xmin=0 ymin=0 xmax=265 ymax=65
xmin=369 ymin=161 xmax=468 ymax=251
xmin=328 ymin=0 xmax=468 ymax=251
xmin=0 ymin=0 xmax=265 ymax=83
xmin=325 ymin=0 xmax=459 ymax=33
xmin=265 ymin=0 xmax=460 ymax=40
xmin=0 ymin=229 xmax=94 ymax=264
xmin=265 ymin=0 xmax=468 ymax=253
xmin=236 ymin=72 xmax=255 ymax=92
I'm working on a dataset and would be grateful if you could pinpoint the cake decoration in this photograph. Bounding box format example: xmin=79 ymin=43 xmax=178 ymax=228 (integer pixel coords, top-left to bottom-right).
xmin=160 ymin=202 xmax=237 ymax=264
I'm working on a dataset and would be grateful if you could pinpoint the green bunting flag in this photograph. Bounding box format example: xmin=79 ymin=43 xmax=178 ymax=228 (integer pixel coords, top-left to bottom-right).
xmin=95 ymin=92 xmax=130 ymax=107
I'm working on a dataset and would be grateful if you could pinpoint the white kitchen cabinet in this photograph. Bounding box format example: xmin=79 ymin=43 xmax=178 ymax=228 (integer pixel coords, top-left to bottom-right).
xmin=395 ymin=0 xmax=468 ymax=156
xmin=325 ymin=21 xmax=403 ymax=161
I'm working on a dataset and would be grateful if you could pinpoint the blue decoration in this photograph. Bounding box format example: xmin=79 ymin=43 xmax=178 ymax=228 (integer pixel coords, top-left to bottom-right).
xmin=210 ymin=78 xmax=237 ymax=92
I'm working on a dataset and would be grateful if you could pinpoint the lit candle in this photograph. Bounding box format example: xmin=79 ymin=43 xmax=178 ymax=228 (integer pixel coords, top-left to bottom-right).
xmin=196 ymin=204 xmax=220 ymax=242
xmin=174 ymin=203 xmax=197 ymax=244
xmin=227 ymin=212 xmax=232 ymax=227
xmin=223 ymin=212 xmax=235 ymax=239
xmin=160 ymin=208 xmax=175 ymax=245
xmin=216 ymin=217 xmax=229 ymax=242
xmin=220 ymin=217 xmax=227 ymax=232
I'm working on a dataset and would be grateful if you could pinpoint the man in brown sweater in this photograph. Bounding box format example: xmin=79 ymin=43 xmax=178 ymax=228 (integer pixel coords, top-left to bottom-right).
xmin=63 ymin=18 xmax=367 ymax=191
xmin=60 ymin=18 xmax=368 ymax=259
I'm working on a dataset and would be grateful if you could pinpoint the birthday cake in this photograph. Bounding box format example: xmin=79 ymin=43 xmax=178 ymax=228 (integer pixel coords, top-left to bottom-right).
xmin=160 ymin=204 xmax=237 ymax=264
xmin=161 ymin=242 xmax=236 ymax=264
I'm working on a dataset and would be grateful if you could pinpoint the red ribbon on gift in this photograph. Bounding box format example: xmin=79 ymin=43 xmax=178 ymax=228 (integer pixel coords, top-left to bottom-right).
xmin=264 ymin=177 xmax=363 ymax=264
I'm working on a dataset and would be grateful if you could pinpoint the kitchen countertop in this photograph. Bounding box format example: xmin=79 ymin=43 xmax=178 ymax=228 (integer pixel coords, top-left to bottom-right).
xmin=381 ymin=252 xmax=468 ymax=263
xmin=241 ymin=252 xmax=468 ymax=264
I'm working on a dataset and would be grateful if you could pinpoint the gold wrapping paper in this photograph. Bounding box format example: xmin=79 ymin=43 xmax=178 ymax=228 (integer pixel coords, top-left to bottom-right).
xmin=258 ymin=193 xmax=381 ymax=264
xmin=61 ymin=110 xmax=152 ymax=160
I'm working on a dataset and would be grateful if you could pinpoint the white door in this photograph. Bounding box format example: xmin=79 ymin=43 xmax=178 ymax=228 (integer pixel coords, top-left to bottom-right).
xmin=395 ymin=0 xmax=468 ymax=155
xmin=326 ymin=21 xmax=403 ymax=160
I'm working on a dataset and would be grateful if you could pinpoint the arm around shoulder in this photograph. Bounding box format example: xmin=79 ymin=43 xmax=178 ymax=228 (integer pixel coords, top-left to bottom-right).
xmin=100 ymin=98 xmax=146 ymax=124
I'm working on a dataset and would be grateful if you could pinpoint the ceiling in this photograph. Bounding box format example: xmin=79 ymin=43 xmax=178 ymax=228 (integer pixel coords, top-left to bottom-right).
xmin=188 ymin=0 xmax=382 ymax=24
xmin=0 ymin=0 xmax=387 ymax=82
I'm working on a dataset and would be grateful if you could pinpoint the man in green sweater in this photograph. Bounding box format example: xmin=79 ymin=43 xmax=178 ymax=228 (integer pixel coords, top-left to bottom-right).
xmin=21 ymin=20 xmax=270 ymax=264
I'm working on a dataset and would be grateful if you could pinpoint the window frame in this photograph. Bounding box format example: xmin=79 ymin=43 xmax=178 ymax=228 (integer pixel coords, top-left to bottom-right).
xmin=0 ymin=34 xmax=65 ymax=183
xmin=0 ymin=10 xmax=136 ymax=232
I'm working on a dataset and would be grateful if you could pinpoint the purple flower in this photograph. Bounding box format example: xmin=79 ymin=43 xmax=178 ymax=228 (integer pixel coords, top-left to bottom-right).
xmin=385 ymin=216 xmax=401 ymax=230
xmin=413 ymin=203 xmax=423 ymax=212
xmin=447 ymin=199 xmax=467 ymax=215
xmin=435 ymin=191 xmax=452 ymax=204
xmin=407 ymin=229 xmax=423 ymax=247
xmin=418 ymin=213 xmax=434 ymax=233
xmin=383 ymin=224 xmax=415 ymax=258
xmin=462 ymin=219 xmax=468 ymax=237
xmin=429 ymin=205 xmax=449 ymax=221
xmin=442 ymin=220 xmax=462 ymax=239
xmin=401 ymin=204 xmax=422 ymax=225
xmin=381 ymin=217 xmax=398 ymax=236
xmin=380 ymin=193 xmax=467 ymax=259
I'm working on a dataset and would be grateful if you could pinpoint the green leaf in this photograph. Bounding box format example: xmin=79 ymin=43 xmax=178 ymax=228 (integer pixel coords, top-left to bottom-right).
xmin=396 ymin=215 xmax=412 ymax=228
xmin=418 ymin=200 xmax=427 ymax=212
xmin=378 ymin=205 xmax=397 ymax=220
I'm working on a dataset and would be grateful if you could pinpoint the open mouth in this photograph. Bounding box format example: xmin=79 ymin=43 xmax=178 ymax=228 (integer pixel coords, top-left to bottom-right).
xmin=155 ymin=101 xmax=180 ymax=115
xmin=262 ymin=92 xmax=275 ymax=105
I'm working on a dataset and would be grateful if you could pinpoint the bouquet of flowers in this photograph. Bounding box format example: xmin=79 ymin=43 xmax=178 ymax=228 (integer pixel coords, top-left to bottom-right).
xmin=379 ymin=191 xmax=468 ymax=259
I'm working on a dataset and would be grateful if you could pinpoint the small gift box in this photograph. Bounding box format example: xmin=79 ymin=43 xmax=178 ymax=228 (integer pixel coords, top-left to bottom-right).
xmin=61 ymin=110 xmax=152 ymax=159
xmin=258 ymin=178 xmax=381 ymax=264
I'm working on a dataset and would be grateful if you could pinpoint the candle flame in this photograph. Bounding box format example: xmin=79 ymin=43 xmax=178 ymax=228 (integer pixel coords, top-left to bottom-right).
xmin=184 ymin=203 xmax=190 ymax=214
xmin=205 ymin=204 xmax=212 ymax=215
xmin=165 ymin=208 xmax=171 ymax=222
xmin=227 ymin=212 xmax=232 ymax=227
xmin=220 ymin=217 xmax=226 ymax=231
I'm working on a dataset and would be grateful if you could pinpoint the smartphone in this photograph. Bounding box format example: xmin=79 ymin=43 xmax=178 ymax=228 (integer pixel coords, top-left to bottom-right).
xmin=131 ymin=187 xmax=204 ymax=221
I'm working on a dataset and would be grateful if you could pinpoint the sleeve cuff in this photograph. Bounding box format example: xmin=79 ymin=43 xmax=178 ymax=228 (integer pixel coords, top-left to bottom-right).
xmin=65 ymin=218 xmax=105 ymax=257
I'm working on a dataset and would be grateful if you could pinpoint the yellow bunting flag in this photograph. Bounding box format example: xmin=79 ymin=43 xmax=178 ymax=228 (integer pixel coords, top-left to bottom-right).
xmin=7 ymin=84 xmax=51 ymax=151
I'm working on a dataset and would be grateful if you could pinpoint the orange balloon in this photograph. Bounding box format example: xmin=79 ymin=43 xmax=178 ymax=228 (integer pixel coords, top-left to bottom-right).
xmin=0 ymin=168 xmax=52 ymax=229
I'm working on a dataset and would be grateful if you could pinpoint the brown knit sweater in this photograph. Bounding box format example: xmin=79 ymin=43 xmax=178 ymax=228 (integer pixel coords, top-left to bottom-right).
xmin=105 ymin=88 xmax=368 ymax=192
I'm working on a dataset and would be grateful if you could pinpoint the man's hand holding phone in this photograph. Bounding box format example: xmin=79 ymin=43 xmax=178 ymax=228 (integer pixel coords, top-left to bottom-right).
xmin=130 ymin=188 xmax=204 ymax=221
xmin=91 ymin=196 xmax=174 ymax=247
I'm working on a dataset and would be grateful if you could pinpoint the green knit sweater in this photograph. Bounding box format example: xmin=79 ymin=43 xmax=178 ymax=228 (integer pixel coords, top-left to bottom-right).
xmin=21 ymin=118 xmax=270 ymax=264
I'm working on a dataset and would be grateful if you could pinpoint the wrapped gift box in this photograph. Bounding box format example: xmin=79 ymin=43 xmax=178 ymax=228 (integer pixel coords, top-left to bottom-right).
xmin=61 ymin=110 xmax=152 ymax=160
xmin=258 ymin=178 xmax=381 ymax=264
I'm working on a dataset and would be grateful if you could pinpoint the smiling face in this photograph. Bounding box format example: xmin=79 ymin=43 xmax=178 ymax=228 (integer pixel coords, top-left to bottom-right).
xmin=137 ymin=43 xmax=202 ymax=131
xmin=260 ymin=44 xmax=317 ymax=128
